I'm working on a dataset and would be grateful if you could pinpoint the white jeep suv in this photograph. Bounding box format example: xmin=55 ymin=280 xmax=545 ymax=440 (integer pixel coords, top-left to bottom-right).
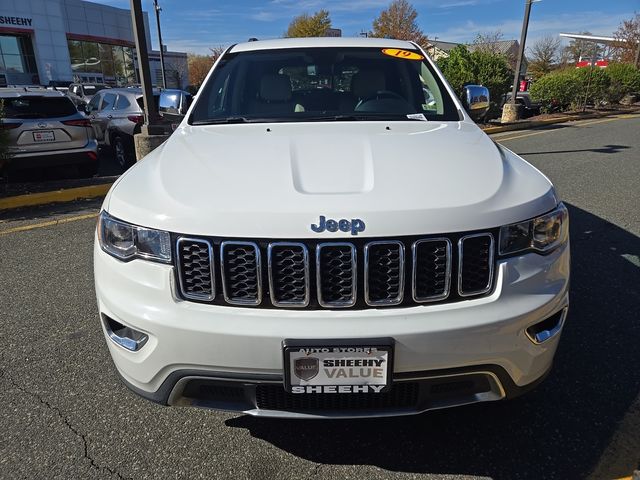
xmin=94 ymin=37 xmax=570 ymax=418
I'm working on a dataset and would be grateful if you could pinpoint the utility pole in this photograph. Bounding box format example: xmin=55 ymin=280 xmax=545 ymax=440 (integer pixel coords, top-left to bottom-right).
xmin=510 ymin=0 xmax=534 ymax=105
xmin=502 ymin=0 xmax=537 ymax=123
xmin=153 ymin=0 xmax=167 ymax=89
xmin=130 ymin=0 xmax=168 ymax=161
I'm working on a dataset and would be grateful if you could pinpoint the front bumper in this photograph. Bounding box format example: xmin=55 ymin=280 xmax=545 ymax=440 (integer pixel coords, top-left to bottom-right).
xmin=94 ymin=239 xmax=570 ymax=418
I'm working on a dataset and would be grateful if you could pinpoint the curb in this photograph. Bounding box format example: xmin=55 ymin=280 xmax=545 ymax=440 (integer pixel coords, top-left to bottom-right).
xmin=481 ymin=109 xmax=638 ymax=134
xmin=0 ymin=183 xmax=112 ymax=211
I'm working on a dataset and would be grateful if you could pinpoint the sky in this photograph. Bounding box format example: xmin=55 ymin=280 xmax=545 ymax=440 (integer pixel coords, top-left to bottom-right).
xmin=97 ymin=0 xmax=638 ymax=55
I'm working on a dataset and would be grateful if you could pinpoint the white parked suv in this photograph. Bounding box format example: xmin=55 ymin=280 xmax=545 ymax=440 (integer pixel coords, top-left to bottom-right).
xmin=94 ymin=38 xmax=570 ymax=418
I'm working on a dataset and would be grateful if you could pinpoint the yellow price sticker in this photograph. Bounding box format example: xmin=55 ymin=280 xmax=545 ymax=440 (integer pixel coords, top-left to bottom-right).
xmin=381 ymin=48 xmax=424 ymax=60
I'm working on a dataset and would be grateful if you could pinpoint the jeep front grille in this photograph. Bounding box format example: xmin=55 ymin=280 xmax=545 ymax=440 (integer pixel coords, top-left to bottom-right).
xmin=316 ymin=243 xmax=357 ymax=307
xmin=268 ymin=243 xmax=310 ymax=307
xmin=175 ymin=232 xmax=496 ymax=310
xmin=176 ymin=238 xmax=215 ymax=301
xmin=220 ymin=241 xmax=262 ymax=305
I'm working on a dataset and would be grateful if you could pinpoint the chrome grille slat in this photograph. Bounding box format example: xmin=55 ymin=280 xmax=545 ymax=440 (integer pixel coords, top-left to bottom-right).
xmin=364 ymin=241 xmax=405 ymax=306
xmin=458 ymin=233 xmax=494 ymax=297
xmin=176 ymin=238 xmax=215 ymax=301
xmin=268 ymin=242 xmax=310 ymax=307
xmin=316 ymin=242 xmax=357 ymax=308
xmin=175 ymin=232 xmax=497 ymax=309
xmin=412 ymin=238 xmax=452 ymax=302
xmin=220 ymin=241 xmax=262 ymax=305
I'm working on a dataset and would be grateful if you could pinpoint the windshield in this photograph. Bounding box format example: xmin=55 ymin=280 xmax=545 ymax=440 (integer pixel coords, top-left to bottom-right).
xmin=190 ymin=47 xmax=460 ymax=124
xmin=2 ymin=96 xmax=77 ymax=118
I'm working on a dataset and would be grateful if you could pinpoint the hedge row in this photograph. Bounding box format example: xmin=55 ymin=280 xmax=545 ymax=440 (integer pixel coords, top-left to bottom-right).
xmin=530 ymin=63 xmax=640 ymax=113
xmin=437 ymin=45 xmax=512 ymax=118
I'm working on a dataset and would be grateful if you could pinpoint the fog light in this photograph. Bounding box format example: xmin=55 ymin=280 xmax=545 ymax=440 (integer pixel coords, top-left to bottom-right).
xmin=103 ymin=315 xmax=148 ymax=351
xmin=526 ymin=308 xmax=567 ymax=344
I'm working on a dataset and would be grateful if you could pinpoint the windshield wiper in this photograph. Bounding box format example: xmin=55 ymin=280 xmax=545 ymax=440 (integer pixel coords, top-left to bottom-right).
xmin=192 ymin=116 xmax=253 ymax=125
xmin=300 ymin=114 xmax=417 ymax=122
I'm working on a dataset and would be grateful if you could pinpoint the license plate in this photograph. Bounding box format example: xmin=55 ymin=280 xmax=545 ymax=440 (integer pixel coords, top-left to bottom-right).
xmin=32 ymin=131 xmax=55 ymax=142
xmin=283 ymin=339 xmax=393 ymax=394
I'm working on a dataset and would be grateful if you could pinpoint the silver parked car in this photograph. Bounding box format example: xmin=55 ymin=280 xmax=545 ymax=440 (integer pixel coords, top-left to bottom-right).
xmin=85 ymin=88 xmax=191 ymax=168
xmin=67 ymin=83 xmax=109 ymax=107
xmin=0 ymin=87 xmax=99 ymax=177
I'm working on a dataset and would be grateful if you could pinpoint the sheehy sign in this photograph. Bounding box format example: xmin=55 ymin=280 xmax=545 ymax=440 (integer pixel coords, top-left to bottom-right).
xmin=0 ymin=16 xmax=34 ymax=27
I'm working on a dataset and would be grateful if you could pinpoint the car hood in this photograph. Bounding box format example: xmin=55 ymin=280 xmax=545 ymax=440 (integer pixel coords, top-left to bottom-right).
xmin=107 ymin=121 xmax=557 ymax=237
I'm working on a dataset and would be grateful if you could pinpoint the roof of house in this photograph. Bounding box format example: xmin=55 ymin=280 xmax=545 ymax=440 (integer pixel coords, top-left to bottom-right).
xmin=427 ymin=40 xmax=460 ymax=52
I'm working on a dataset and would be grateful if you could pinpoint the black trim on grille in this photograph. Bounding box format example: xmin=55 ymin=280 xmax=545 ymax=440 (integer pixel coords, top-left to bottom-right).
xmin=173 ymin=230 xmax=498 ymax=310
xmin=255 ymin=382 xmax=420 ymax=412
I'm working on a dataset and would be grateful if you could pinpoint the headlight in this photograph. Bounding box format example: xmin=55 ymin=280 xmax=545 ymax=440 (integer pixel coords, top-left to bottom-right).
xmin=499 ymin=203 xmax=569 ymax=256
xmin=97 ymin=211 xmax=171 ymax=263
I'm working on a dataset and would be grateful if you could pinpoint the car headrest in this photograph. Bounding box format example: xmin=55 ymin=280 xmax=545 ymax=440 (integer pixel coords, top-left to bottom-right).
xmin=259 ymin=74 xmax=292 ymax=102
xmin=351 ymin=70 xmax=386 ymax=98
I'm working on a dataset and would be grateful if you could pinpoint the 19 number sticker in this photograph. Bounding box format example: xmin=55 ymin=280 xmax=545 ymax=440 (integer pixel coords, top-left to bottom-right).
xmin=381 ymin=48 xmax=424 ymax=60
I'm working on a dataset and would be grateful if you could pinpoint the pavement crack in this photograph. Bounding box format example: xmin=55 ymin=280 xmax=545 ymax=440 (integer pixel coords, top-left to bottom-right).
xmin=4 ymin=371 xmax=133 ymax=480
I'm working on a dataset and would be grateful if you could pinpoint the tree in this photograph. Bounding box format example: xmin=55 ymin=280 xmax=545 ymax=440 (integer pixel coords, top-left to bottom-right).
xmin=563 ymin=31 xmax=601 ymax=64
xmin=285 ymin=10 xmax=331 ymax=38
xmin=188 ymin=54 xmax=214 ymax=87
xmin=187 ymin=47 xmax=224 ymax=88
xmin=612 ymin=13 xmax=640 ymax=66
xmin=472 ymin=31 xmax=504 ymax=55
xmin=528 ymin=36 xmax=561 ymax=79
xmin=437 ymin=45 xmax=475 ymax=96
xmin=471 ymin=50 xmax=512 ymax=105
xmin=370 ymin=0 xmax=428 ymax=48
xmin=438 ymin=45 xmax=511 ymax=117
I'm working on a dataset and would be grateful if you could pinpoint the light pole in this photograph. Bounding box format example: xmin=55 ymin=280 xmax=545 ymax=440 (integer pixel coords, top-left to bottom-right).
xmin=130 ymin=0 xmax=156 ymax=129
xmin=502 ymin=0 xmax=538 ymax=122
xmin=510 ymin=0 xmax=537 ymax=105
xmin=153 ymin=0 xmax=167 ymax=89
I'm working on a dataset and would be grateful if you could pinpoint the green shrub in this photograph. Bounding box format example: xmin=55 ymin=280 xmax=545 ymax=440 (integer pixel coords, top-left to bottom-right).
xmin=572 ymin=67 xmax=611 ymax=107
xmin=437 ymin=45 xmax=475 ymax=97
xmin=438 ymin=45 xmax=512 ymax=117
xmin=529 ymin=71 xmax=580 ymax=113
xmin=605 ymin=62 xmax=640 ymax=102
xmin=470 ymin=50 xmax=512 ymax=112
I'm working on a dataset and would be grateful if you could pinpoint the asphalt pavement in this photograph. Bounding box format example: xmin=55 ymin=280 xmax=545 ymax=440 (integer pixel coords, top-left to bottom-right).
xmin=1 ymin=115 xmax=639 ymax=480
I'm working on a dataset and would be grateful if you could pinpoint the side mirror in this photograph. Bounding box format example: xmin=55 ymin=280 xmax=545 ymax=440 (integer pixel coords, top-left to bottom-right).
xmin=181 ymin=94 xmax=192 ymax=115
xmin=462 ymin=85 xmax=490 ymax=123
xmin=77 ymin=103 xmax=87 ymax=113
xmin=159 ymin=90 xmax=189 ymax=121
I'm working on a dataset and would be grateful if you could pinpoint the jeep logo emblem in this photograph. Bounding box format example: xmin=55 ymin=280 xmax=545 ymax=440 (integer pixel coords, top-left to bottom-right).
xmin=311 ymin=216 xmax=366 ymax=236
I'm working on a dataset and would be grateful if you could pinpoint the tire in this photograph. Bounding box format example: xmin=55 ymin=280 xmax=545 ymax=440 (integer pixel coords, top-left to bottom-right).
xmin=113 ymin=135 xmax=132 ymax=169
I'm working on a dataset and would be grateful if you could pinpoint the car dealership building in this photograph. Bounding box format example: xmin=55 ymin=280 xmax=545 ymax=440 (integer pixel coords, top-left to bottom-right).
xmin=0 ymin=0 xmax=188 ymax=88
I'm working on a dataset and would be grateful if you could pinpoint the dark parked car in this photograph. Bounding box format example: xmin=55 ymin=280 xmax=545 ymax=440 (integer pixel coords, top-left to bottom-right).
xmin=0 ymin=87 xmax=98 ymax=177
xmin=85 ymin=88 xmax=191 ymax=168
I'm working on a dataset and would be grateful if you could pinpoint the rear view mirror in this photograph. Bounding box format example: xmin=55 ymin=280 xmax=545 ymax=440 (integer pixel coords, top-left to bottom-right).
xmin=461 ymin=85 xmax=490 ymax=123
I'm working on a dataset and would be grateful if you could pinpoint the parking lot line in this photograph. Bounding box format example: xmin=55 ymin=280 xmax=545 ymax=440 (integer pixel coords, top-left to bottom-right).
xmin=0 ymin=212 xmax=98 ymax=236
xmin=497 ymin=114 xmax=636 ymax=143
xmin=495 ymin=129 xmax=554 ymax=142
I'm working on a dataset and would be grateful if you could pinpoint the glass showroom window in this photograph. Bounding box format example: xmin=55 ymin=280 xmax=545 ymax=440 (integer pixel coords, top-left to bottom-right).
xmin=0 ymin=35 xmax=38 ymax=83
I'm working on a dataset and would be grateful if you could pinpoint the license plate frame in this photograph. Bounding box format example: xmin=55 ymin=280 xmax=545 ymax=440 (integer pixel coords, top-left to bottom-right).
xmin=283 ymin=338 xmax=394 ymax=394
xmin=32 ymin=130 xmax=55 ymax=142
